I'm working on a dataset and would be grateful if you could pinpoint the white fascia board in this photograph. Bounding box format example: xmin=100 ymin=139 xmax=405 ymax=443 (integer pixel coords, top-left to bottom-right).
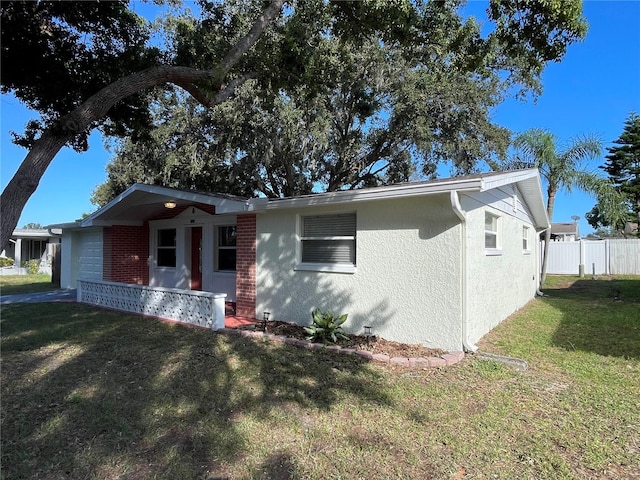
xmin=79 ymin=184 xmax=247 ymax=227
xmin=45 ymin=221 xmax=82 ymax=231
xmin=84 ymin=220 xmax=144 ymax=227
xmin=479 ymin=168 xmax=538 ymax=192
xmin=215 ymin=200 xmax=250 ymax=214
xmin=136 ymin=184 xmax=247 ymax=211
xmin=247 ymin=177 xmax=483 ymax=212
xmin=479 ymin=169 xmax=549 ymax=231
xmin=515 ymin=175 xmax=550 ymax=231
xmin=10 ymin=229 xmax=59 ymax=238
xmin=80 ymin=183 xmax=140 ymax=226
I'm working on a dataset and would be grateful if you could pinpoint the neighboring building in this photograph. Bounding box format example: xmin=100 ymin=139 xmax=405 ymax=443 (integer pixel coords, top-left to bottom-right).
xmin=53 ymin=169 xmax=549 ymax=352
xmin=0 ymin=228 xmax=61 ymax=275
xmin=623 ymin=221 xmax=639 ymax=237
xmin=549 ymin=222 xmax=579 ymax=241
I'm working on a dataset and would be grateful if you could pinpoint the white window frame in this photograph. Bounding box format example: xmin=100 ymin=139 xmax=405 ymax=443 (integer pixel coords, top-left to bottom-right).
xmin=215 ymin=225 xmax=237 ymax=272
xmin=484 ymin=211 xmax=502 ymax=255
xmin=522 ymin=225 xmax=531 ymax=254
xmin=295 ymin=212 xmax=357 ymax=274
xmin=156 ymin=228 xmax=177 ymax=268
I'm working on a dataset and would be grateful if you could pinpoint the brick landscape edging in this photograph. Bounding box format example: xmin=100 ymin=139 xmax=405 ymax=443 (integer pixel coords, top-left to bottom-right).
xmin=218 ymin=328 xmax=465 ymax=368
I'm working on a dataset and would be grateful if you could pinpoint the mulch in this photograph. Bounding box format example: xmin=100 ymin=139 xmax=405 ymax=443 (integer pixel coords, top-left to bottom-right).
xmin=239 ymin=320 xmax=445 ymax=359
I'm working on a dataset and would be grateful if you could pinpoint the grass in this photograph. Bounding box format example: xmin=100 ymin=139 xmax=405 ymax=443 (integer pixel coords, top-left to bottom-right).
xmin=1 ymin=276 xmax=639 ymax=479
xmin=0 ymin=274 xmax=57 ymax=295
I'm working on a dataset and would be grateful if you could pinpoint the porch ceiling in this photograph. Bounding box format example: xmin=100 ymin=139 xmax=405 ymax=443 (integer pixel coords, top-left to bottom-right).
xmin=86 ymin=190 xmax=178 ymax=225
xmin=81 ymin=184 xmax=248 ymax=227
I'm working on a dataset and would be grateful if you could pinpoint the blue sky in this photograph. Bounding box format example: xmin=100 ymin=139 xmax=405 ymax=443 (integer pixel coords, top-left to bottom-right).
xmin=2 ymin=1 xmax=639 ymax=235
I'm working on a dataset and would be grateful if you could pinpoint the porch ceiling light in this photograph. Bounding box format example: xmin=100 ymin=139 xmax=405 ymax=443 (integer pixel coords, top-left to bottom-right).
xmin=164 ymin=201 xmax=177 ymax=209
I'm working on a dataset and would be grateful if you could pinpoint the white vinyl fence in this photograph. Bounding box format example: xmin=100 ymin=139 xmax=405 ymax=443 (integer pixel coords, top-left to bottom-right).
xmin=543 ymin=239 xmax=640 ymax=275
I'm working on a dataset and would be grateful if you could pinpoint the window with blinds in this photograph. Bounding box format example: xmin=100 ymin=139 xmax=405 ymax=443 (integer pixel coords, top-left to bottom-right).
xmin=301 ymin=213 xmax=356 ymax=265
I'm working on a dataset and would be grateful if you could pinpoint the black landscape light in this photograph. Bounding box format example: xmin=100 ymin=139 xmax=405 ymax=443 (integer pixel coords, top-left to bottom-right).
xmin=261 ymin=311 xmax=270 ymax=332
xmin=364 ymin=325 xmax=372 ymax=347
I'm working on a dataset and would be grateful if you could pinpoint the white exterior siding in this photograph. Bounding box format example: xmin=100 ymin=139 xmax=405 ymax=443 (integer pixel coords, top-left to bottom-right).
xmin=61 ymin=228 xmax=103 ymax=288
xmin=256 ymin=194 xmax=464 ymax=351
xmin=78 ymin=229 xmax=104 ymax=281
xmin=461 ymin=190 xmax=540 ymax=345
xmin=148 ymin=210 xmax=238 ymax=300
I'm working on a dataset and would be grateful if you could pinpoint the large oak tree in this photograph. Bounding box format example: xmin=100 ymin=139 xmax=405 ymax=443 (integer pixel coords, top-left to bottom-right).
xmin=1 ymin=0 xmax=589 ymax=251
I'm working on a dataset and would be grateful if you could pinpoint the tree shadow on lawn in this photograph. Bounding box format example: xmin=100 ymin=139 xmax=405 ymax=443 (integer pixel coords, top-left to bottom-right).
xmin=542 ymin=277 xmax=640 ymax=359
xmin=1 ymin=303 xmax=392 ymax=479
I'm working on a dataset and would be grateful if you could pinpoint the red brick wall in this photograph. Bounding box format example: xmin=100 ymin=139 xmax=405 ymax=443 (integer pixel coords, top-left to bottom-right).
xmin=101 ymin=204 xmax=215 ymax=286
xmin=235 ymin=214 xmax=256 ymax=318
xmin=103 ymin=225 xmax=150 ymax=285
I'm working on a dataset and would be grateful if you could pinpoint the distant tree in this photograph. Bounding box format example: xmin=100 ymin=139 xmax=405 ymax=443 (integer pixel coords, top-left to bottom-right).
xmin=506 ymin=129 xmax=610 ymax=284
xmin=584 ymin=227 xmax=624 ymax=239
xmin=586 ymin=112 xmax=640 ymax=236
xmin=21 ymin=223 xmax=43 ymax=229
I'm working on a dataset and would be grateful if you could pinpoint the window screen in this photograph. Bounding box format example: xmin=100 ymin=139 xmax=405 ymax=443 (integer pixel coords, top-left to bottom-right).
xmin=301 ymin=213 xmax=356 ymax=265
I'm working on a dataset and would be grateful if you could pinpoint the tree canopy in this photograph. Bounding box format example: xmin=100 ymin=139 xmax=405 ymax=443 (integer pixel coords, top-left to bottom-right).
xmin=93 ymin=30 xmax=514 ymax=205
xmin=1 ymin=0 xmax=161 ymax=150
xmin=1 ymin=0 xmax=590 ymax=251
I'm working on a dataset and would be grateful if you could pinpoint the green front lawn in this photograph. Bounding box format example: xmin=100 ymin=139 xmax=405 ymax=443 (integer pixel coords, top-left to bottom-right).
xmin=1 ymin=276 xmax=639 ymax=479
xmin=0 ymin=273 xmax=56 ymax=295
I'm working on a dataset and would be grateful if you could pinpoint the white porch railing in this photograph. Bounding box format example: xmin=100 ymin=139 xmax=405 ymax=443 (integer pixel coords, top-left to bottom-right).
xmin=77 ymin=279 xmax=226 ymax=330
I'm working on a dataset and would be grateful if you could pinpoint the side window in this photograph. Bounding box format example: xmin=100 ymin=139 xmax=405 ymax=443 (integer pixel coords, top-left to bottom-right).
xmin=157 ymin=228 xmax=176 ymax=267
xmin=301 ymin=213 xmax=356 ymax=266
xmin=523 ymin=226 xmax=530 ymax=252
xmin=216 ymin=226 xmax=237 ymax=271
xmin=484 ymin=212 xmax=500 ymax=251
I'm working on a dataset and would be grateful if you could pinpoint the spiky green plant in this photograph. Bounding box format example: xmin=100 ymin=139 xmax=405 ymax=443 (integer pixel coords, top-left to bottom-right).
xmin=304 ymin=308 xmax=349 ymax=344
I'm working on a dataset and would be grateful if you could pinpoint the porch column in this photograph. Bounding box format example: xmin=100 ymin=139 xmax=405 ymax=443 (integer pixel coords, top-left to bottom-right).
xmin=14 ymin=238 xmax=22 ymax=268
xmin=235 ymin=214 xmax=256 ymax=318
xmin=212 ymin=294 xmax=226 ymax=330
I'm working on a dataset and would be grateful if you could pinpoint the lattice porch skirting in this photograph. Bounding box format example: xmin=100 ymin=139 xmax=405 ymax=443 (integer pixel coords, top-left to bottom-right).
xmin=77 ymin=279 xmax=226 ymax=330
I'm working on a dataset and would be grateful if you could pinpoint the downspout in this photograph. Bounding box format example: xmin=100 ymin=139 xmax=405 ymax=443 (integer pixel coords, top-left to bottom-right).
xmin=450 ymin=190 xmax=478 ymax=353
xmin=536 ymin=228 xmax=548 ymax=296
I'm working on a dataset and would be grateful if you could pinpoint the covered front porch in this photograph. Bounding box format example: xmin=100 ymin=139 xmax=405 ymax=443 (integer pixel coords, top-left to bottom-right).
xmin=77 ymin=279 xmax=258 ymax=330
xmin=58 ymin=183 xmax=258 ymax=320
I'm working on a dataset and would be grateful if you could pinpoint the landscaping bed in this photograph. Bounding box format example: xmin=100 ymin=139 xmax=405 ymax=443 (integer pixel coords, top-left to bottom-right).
xmin=241 ymin=320 xmax=446 ymax=358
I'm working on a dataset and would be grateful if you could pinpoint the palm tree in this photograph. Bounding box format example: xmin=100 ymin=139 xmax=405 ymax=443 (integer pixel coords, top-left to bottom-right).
xmin=508 ymin=129 xmax=607 ymax=284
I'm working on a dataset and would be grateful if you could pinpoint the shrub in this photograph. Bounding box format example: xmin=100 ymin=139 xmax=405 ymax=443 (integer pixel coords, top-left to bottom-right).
xmin=22 ymin=259 xmax=40 ymax=275
xmin=0 ymin=257 xmax=14 ymax=268
xmin=304 ymin=308 xmax=349 ymax=344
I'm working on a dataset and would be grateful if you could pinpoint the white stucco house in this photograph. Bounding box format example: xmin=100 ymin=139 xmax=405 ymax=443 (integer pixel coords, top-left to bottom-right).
xmin=53 ymin=169 xmax=549 ymax=352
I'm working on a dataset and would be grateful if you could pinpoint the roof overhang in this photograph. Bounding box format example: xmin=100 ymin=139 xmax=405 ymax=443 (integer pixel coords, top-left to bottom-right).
xmin=490 ymin=170 xmax=550 ymax=231
xmin=51 ymin=170 xmax=549 ymax=232
xmin=11 ymin=229 xmax=60 ymax=239
xmin=247 ymin=168 xmax=550 ymax=231
xmin=79 ymin=184 xmax=248 ymax=227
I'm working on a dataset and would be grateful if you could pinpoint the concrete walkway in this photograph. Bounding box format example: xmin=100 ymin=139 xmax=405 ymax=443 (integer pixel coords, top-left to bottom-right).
xmin=0 ymin=289 xmax=77 ymax=304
